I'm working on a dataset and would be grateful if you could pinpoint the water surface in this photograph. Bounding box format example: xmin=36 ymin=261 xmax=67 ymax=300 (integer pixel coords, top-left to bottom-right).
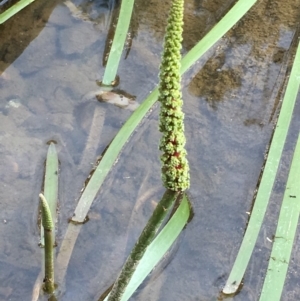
xmin=0 ymin=0 xmax=299 ymax=300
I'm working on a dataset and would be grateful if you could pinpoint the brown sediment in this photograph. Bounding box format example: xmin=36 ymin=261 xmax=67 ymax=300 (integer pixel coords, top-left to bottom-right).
xmin=0 ymin=0 xmax=60 ymax=74
xmin=188 ymin=0 xmax=300 ymax=107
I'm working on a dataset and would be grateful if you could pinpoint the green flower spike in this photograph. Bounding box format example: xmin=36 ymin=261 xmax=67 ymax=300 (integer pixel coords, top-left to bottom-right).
xmin=39 ymin=193 xmax=55 ymax=294
xmin=158 ymin=0 xmax=190 ymax=191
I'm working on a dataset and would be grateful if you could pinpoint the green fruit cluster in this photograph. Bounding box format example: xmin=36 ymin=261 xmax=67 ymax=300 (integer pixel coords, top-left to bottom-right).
xmin=158 ymin=0 xmax=190 ymax=191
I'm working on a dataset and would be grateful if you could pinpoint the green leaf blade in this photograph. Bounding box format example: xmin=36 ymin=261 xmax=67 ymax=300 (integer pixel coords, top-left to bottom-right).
xmin=0 ymin=0 xmax=36 ymax=24
xmin=223 ymin=40 xmax=300 ymax=294
xmin=107 ymin=190 xmax=180 ymax=301
xmin=71 ymin=90 xmax=159 ymax=223
xmin=102 ymin=0 xmax=135 ymax=85
xmin=104 ymin=193 xmax=190 ymax=301
xmin=259 ymin=134 xmax=300 ymax=301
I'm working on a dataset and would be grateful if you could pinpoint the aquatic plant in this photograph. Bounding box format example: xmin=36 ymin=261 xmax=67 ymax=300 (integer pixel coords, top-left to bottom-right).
xmin=157 ymin=0 xmax=189 ymax=191
xmin=259 ymin=133 xmax=300 ymax=301
xmin=101 ymin=0 xmax=135 ymax=86
xmin=257 ymin=42 xmax=300 ymax=301
xmin=107 ymin=194 xmax=190 ymax=301
xmin=102 ymin=2 xmax=190 ymax=300
xmin=223 ymin=38 xmax=300 ymax=296
xmin=70 ymin=0 xmax=258 ymax=224
xmin=39 ymin=193 xmax=55 ymax=294
xmin=40 ymin=142 xmax=58 ymax=246
xmin=30 ymin=0 xmax=265 ymax=300
xmin=106 ymin=190 xmax=181 ymax=301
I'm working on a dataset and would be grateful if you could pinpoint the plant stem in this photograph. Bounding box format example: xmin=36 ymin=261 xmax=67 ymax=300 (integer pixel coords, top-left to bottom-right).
xmin=40 ymin=142 xmax=58 ymax=246
xmin=39 ymin=193 xmax=55 ymax=294
xmin=107 ymin=190 xmax=180 ymax=301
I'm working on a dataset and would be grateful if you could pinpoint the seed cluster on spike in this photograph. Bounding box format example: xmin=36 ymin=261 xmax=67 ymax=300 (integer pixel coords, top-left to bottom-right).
xmin=158 ymin=0 xmax=190 ymax=191
xmin=39 ymin=193 xmax=54 ymax=231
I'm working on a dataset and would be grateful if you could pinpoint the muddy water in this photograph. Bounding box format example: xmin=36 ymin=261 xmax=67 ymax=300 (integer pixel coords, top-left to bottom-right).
xmin=0 ymin=0 xmax=299 ymax=300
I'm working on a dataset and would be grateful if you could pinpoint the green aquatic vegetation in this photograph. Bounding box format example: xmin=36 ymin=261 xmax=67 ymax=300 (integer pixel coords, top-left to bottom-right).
xmin=39 ymin=193 xmax=55 ymax=294
xmin=0 ymin=0 xmax=37 ymax=24
xmin=223 ymin=38 xmax=300 ymax=295
xmin=71 ymin=0 xmax=259 ymax=225
xmin=105 ymin=194 xmax=190 ymax=301
xmin=106 ymin=190 xmax=181 ymax=301
xmin=30 ymin=0 xmax=267 ymax=299
xmin=40 ymin=142 xmax=58 ymax=246
xmin=259 ymin=133 xmax=300 ymax=301
xmin=101 ymin=0 xmax=135 ymax=86
xmin=102 ymin=2 xmax=191 ymax=300
xmin=158 ymin=0 xmax=189 ymax=191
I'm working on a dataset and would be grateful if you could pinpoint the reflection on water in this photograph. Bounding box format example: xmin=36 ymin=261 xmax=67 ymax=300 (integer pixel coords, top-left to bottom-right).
xmin=0 ymin=0 xmax=299 ymax=300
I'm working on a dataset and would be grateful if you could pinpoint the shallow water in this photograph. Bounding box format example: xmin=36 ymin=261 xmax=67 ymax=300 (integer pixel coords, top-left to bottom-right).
xmin=0 ymin=0 xmax=299 ymax=300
